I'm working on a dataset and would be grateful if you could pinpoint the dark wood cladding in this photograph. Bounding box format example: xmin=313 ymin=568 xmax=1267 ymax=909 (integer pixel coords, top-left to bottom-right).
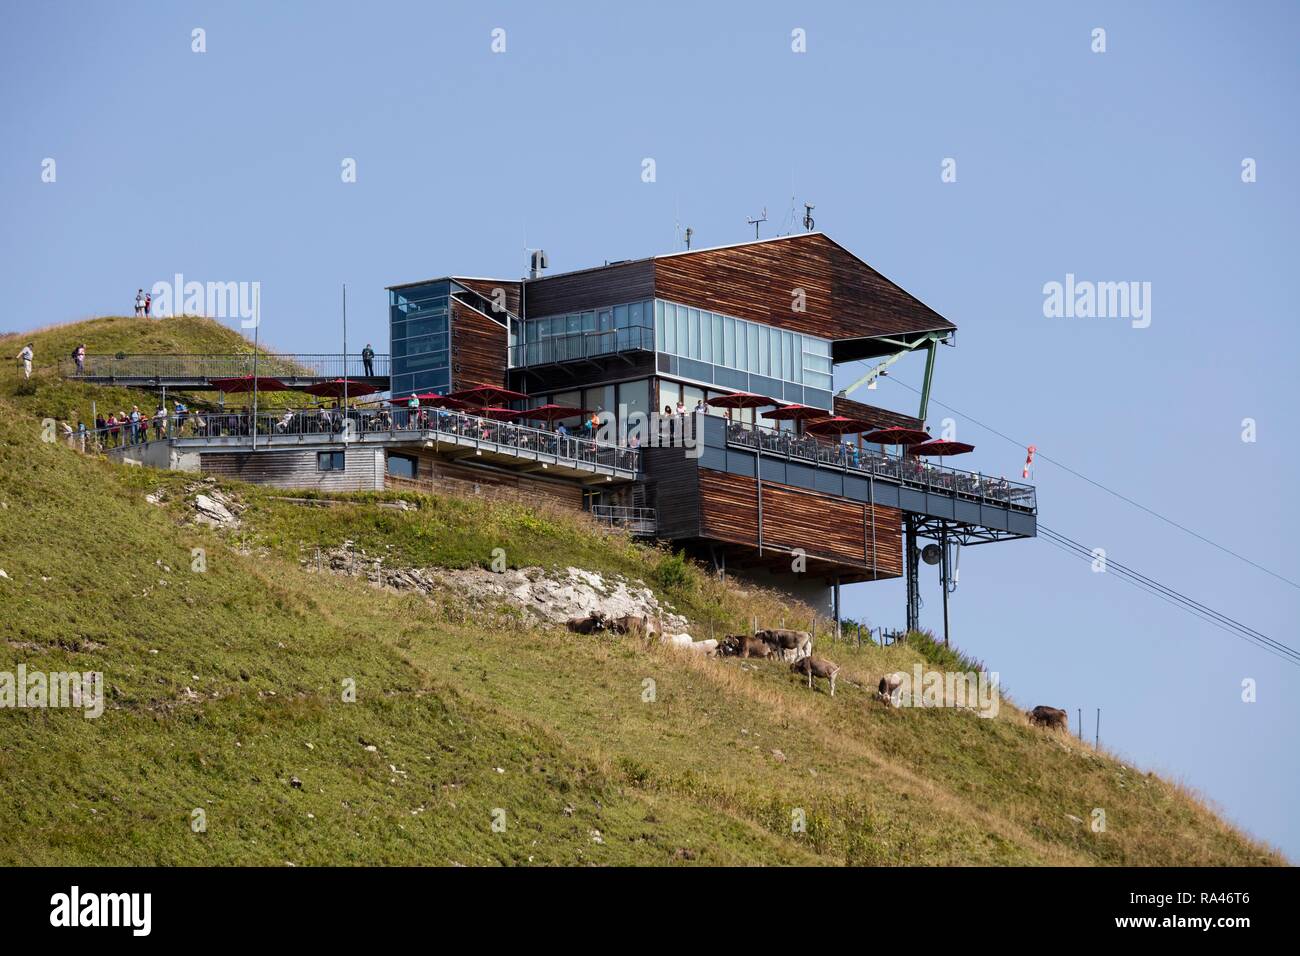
xmin=450 ymin=299 xmax=508 ymax=390
xmin=652 ymin=233 xmax=954 ymax=343
xmin=199 ymin=447 xmax=383 ymax=491
xmin=523 ymin=259 xmax=655 ymax=317
xmin=641 ymin=445 xmax=700 ymax=539
xmin=454 ymin=278 xmax=521 ymax=317
xmin=697 ymin=468 xmax=902 ymax=578
xmin=833 ymin=396 xmax=923 ymax=430
xmin=395 ymin=452 xmax=582 ymax=511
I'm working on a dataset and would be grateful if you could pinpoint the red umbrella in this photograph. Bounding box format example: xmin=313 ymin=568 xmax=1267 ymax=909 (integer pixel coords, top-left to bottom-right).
xmin=209 ymin=375 xmax=289 ymax=393
xmin=706 ymin=390 xmax=778 ymax=410
xmin=391 ymin=392 xmax=467 ymax=408
xmin=525 ymin=403 xmax=589 ymax=423
xmin=805 ymin=415 xmax=875 ymax=435
xmin=475 ymin=406 xmax=523 ymax=420
xmin=908 ymin=438 xmax=974 ymax=457
xmin=300 ymin=379 xmax=380 ymax=399
xmin=447 ymin=384 xmax=529 ymax=406
xmin=761 ymin=403 xmax=827 ymax=421
xmin=863 ymin=425 xmax=931 ymax=446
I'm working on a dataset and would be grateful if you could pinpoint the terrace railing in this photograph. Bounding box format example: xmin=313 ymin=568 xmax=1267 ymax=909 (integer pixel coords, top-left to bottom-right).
xmin=88 ymin=406 xmax=640 ymax=473
xmin=59 ymin=353 xmax=390 ymax=381
xmin=724 ymin=419 xmax=1036 ymax=513
xmin=588 ymin=505 xmax=657 ymax=535
xmin=509 ymin=326 xmax=655 ymax=368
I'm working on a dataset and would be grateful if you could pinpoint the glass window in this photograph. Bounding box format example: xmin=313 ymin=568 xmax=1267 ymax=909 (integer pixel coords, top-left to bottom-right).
xmin=682 ymin=384 xmax=705 ymax=414
xmin=318 ymin=451 xmax=345 ymax=472
xmin=598 ymin=309 xmax=612 ymax=331
xmin=630 ymin=301 xmax=644 ymax=326
xmin=676 ymin=307 xmax=688 ymax=357
xmin=686 ymin=308 xmax=699 ymax=359
xmin=723 ymin=316 xmax=735 ymax=367
xmin=615 ymin=304 xmax=629 ymax=328
xmin=386 ymin=453 xmax=417 ymax=479
xmin=782 ymin=331 xmax=795 ymax=383
xmin=712 ymin=315 xmax=724 ymax=366
xmin=746 ymin=324 xmax=760 ymax=373
xmin=663 ymin=304 xmax=676 ymax=352
xmin=581 ymin=311 xmax=596 ymax=332
xmin=618 ymin=379 xmax=650 ymax=441
xmin=658 ymin=379 xmax=680 ymax=415
xmin=678 ymin=358 xmax=713 ymax=384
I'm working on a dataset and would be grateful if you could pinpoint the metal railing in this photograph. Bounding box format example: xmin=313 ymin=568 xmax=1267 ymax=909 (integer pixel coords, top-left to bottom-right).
xmin=59 ymin=353 xmax=390 ymax=380
xmin=509 ymin=326 xmax=655 ymax=367
xmin=88 ymin=406 xmax=640 ymax=473
xmin=725 ymin=419 xmax=1036 ymax=512
xmin=588 ymin=505 xmax=657 ymax=535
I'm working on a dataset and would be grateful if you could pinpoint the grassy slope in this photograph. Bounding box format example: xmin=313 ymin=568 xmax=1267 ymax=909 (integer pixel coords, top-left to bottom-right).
xmin=0 ymin=319 xmax=1284 ymax=865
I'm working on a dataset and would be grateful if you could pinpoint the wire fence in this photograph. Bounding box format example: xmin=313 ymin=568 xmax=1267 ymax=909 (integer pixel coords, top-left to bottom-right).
xmin=59 ymin=353 xmax=390 ymax=381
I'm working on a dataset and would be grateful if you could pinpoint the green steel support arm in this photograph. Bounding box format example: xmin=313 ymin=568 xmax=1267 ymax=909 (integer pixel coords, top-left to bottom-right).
xmin=917 ymin=339 xmax=937 ymax=424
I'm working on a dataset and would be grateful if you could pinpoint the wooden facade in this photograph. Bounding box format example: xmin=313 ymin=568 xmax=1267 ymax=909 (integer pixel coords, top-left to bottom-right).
xmin=199 ymin=447 xmax=384 ymax=491
xmin=833 ymin=395 xmax=923 ymax=430
xmin=521 ymin=259 xmax=656 ymax=317
xmin=393 ymin=451 xmax=583 ymax=512
xmin=450 ymin=299 xmax=508 ymax=391
xmin=650 ymin=234 xmax=954 ymax=357
xmin=453 ymin=278 xmax=522 ymax=318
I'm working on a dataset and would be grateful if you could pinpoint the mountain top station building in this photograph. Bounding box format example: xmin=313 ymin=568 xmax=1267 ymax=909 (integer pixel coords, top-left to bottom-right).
xmin=87 ymin=232 xmax=1037 ymax=628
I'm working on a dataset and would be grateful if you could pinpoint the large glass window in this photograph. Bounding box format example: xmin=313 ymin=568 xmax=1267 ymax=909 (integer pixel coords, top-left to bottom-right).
xmin=650 ymin=298 xmax=835 ymax=411
xmin=390 ymin=281 xmax=451 ymax=398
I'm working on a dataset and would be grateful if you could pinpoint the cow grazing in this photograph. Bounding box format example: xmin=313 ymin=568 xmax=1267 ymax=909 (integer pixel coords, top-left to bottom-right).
xmin=1028 ymin=705 xmax=1069 ymax=732
xmin=754 ymin=628 xmax=812 ymax=662
xmin=790 ymin=656 xmax=840 ymax=695
xmin=876 ymin=672 xmax=906 ymax=707
xmin=566 ymin=612 xmax=608 ymax=635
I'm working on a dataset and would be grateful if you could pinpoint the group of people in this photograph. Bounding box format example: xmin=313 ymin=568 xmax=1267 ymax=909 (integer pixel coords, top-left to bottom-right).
xmin=133 ymin=289 xmax=153 ymax=317
xmin=92 ymin=401 xmax=192 ymax=447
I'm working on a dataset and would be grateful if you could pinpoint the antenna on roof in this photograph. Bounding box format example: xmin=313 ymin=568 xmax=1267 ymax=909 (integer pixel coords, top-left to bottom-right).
xmin=684 ymin=227 xmax=693 ymax=250
xmin=803 ymin=202 xmax=816 ymax=232
xmin=746 ymin=207 xmax=768 ymax=240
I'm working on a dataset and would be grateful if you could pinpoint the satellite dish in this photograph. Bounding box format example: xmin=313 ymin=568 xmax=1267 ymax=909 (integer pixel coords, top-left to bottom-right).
xmin=921 ymin=544 xmax=942 ymax=566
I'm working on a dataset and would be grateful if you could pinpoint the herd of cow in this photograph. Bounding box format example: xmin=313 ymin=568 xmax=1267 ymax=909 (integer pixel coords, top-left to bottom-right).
xmin=565 ymin=612 xmax=1072 ymax=729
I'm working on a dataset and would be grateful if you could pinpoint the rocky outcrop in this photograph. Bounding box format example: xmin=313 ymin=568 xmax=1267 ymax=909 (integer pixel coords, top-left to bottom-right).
xmin=305 ymin=543 xmax=688 ymax=632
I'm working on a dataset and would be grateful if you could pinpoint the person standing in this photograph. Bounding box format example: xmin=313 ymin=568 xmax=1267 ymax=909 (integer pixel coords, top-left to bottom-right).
xmin=15 ymin=343 xmax=33 ymax=379
xmin=153 ymin=405 xmax=167 ymax=440
xmin=129 ymin=405 xmax=142 ymax=444
xmin=144 ymin=292 xmax=152 ymax=317
xmin=361 ymin=343 xmax=375 ymax=377
xmin=73 ymin=343 xmax=86 ymax=375
xmin=135 ymin=289 xmax=145 ymax=316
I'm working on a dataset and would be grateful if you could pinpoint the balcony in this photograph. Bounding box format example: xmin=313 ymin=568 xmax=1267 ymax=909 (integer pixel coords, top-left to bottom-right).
xmin=510 ymin=326 xmax=655 ymax=368
xmin=97 ymin=406 xmax=640 ymax=482
xmin=722 ymin=419 xmax=1036 ymax=513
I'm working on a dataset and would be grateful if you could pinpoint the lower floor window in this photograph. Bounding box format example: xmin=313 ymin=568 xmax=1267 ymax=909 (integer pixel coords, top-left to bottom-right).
xmin=318 ymin=451 xmax=345 ymax=471
xmin=387 ymin=453 xmax=418 ymax=479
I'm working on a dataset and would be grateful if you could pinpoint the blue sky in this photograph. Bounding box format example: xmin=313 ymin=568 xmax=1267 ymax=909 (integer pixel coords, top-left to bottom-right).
xmin=2 ymin=1 xmax=1297 ymax=859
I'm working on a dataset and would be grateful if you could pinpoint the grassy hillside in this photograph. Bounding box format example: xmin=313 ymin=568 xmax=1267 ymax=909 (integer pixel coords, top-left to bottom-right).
xmin=1 ymin=315 xmax=310 ymax=425
xmin=0 ymin=319 xmax=1285 ymax=865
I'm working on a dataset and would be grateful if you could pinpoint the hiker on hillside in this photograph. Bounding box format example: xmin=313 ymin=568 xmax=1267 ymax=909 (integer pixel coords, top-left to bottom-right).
xmin=72 ymin=344 xmax=86 ymax=375
xmin=135 ymin=289 xmax=145 ymax=316
xmin=144 ymin=292 xmax=152 ymax=317
xmin=15 ymin=343 xmax=33 ymax=379
xmin=362 ymin=343 xmax=375 ymax=377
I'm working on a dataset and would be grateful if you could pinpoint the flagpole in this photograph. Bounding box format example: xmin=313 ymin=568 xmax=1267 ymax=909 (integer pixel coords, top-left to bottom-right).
xmin=251 ymin=315 xmax=260 ymax=452
xmin=342 ymin=284 xmax=348 ymax=437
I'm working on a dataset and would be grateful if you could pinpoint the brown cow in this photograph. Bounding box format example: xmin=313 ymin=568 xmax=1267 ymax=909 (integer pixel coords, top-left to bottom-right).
xmin=718 ymin=633 xmax=776 ymax=659
xmin=790 ymin=656 xmax=840 ymax=696
xmin=566 ymin=612 xmax=608 ymax=635
xmin=608 ymin=614 xmax=656 ymax=639
xmin=755 ymin=628 xmax=812 ymax=661
xmin=1028 ymin=705 xmax=1069 ymax=732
